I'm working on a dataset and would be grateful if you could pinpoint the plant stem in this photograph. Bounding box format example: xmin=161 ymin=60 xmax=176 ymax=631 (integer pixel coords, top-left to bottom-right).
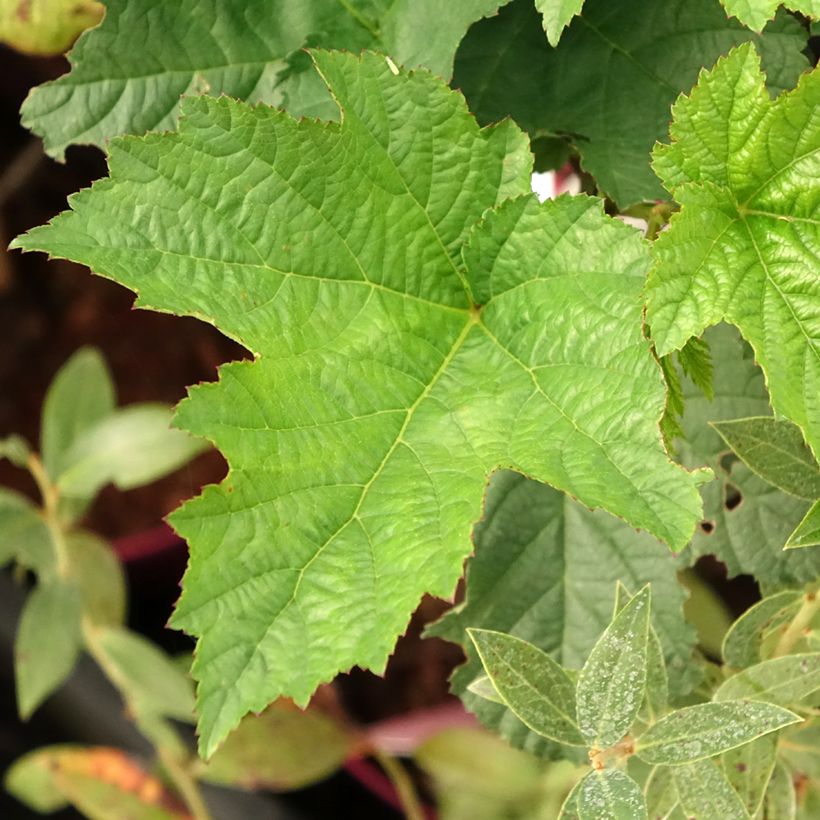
xmin=372 ymin=749 xmax=426 ymax=820
xmin=774 ymin=591 xmax=819 ymax=657
xmin=27 ymin=453 xmax=70 ymax=577
xmin=158 ymin=746 xmax=213 ymax=820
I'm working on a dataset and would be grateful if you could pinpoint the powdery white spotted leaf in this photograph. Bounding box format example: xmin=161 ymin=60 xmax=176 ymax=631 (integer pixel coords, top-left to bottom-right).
xmin=672 ymin=758 xmax=750 ymax=820
xmin=647 ymin=44 xmax=820 ymax=457
xmin=720 ymin=0 xmax=820 ymax=31
xmin=576 ymin=769 xmax=647 ymax=820
xmin=635 ymin=700 xmax=801 ymax=765
xmin=13 ymin=52 xmax=703 ymax=756
xmin=714 ymin=653 xmax=820 ymax=705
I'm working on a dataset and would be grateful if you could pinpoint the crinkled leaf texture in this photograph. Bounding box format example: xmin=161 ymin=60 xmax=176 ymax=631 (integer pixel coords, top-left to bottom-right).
xmin=13 ymin=52 xmax=702 ymax=756
xmin=647 ymin=44 xmax=820 ymax=457
xmin=721 ymin=0 xmax=820 ymax=31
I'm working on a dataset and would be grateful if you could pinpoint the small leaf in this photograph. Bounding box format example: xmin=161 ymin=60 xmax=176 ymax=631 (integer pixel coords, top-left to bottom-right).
xmin=644 ymin=765 xmax=679 ymax=819
xmin=763 ymin=761 xmax=796 ymax=819
xmin=576 ymin=586 xmax=650 ymax=748
xmin=711 ymin=417 xmax=820 ymax=500
xmin=466 ymin=675 xmax=505 ymax=705
xmin=722 ymin=590 xmax=802 ymax=668
xmin=714 ymin=654 xmax=820 ymax=705
xmin=200 ymin=700 xmax=351 ymax=791
xmin=721 ymin=734 xmax=777 ymax=817
xmin=0 ymin=488 xmax=54 ymax=573
xmin=635 ymin=701 xmax=801 ymax=765
xmin=576 ymin=769 xmax=647 ymax=820
xmin=41 ymin=347 xmax=115 ymax=480
xmin=0 ymin=434 xmax=32 ymax=468
xmin=786 ymin=500 xmax=820 ymax=549
xmin=468 ymin=629 xmax=584 ymax=745
xmin=672 ymin=758 xmax=750 ymax=820
xmin=56 ymin=404 xmax=207 ymax=499
xmin=15 ymin=579 xmax=82 ymax=719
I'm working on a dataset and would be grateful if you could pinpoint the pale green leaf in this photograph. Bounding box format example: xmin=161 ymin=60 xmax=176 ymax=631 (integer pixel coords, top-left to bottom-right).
xmin=56 ymin=404 xmax=207 ymax=499
xmin=199 ymin=700 xmax=351 ymax=791
xmin=672 ymin=759 xmax=750 ymax=820
xmin=635 ymin=701 xmax=801 ymax=765
xmin=0 ymin=487 xmax=54 ymax=573
xmin=722 ymin=590 xmax=802 ymax=668
xmin=66 ymin=531 xmax=126 ymax=627
xmin=721 ymin=734 xmax=777 ymax=817
xmin=0 ymin=0 xmax=101 ymax=56
xmin=787 ymin=500 xmax=820 ymax=549
xmin=558 ymin=777 xmax=582 ymax=820
xmin=764 ymin=761 xmax=797 ymax=819
xmin=468 ymin=629 xmax=584 ymax=746
xmin=453 ymin=0 xmax=808 ymax=206
xmin=644 ymin=766 xmax=679 ymax=819
xmin=535 ymin=0 xmax=584 ymax=46
xmin=715 ymin=654 xmax=820 ymax=705
xmin=720 ymin=0 xmax=820 ymax=31
xmin=41 ymin=346 xmax=115 ymax=480
xmin=3 ymin=745 xmax=69 ymax=813
xmin=13 ymin=52 xmax=704 ymax=756
xmin=711 ymin=417 xmax=820 ymax=500
xmin=0 ymin=434 xmax=31 ymax=468
xmin=15 ymin=579 xmax=82 ymax=719
xmin=466 ymin=675 xmax=505 ymax=705
xmin=647 ymin=44 xmax=820 ymax=457
xmin=427 ymin=472 xmax=698 ymax=758
xmin=576 ymin=587 xmax=650 ymax=748
xmin=21 ymin=0 xmax=508 ymax=158
xmin=577 ymin=769 xmax=647 ymax=820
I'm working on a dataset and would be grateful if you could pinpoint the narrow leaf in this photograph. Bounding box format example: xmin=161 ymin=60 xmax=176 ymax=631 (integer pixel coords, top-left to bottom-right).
xmin=468 ymin=629 xmax=584 ymax=745
xmin=576 ymin=587 xmax=650 ymax=747
xmin=672 ymin=758 xmax=750 ymax=820
xmin=721 ymin=734 xmax=777 ymax=817
xmin=763 ymin=761 xmax=796 ymax=819
xmin=714 ymin=654 xmax=820 ymax=705
xmin=710 ymin=417 xmax=820 ymax=500
xmin=577 ymin=769 xmax=647 ymax=820
xmin=786 ymin=499 xmax=820 ymax=549
xmin=15 ymin=580 xmax=82 ymax=719
xmin=635 ymin=701 xmax=801 ymax=765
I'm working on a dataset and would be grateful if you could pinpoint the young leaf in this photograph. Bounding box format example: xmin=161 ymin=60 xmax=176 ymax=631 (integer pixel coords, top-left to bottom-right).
xmin=710 ymin=417 xmax=820 ymax=500
xmin=428 ymin=471 xmax=698 ymax=756
xmin=644 ymin=766 xmax=679 ymax=819
xmin=722 ymin=590 xmax=802 ymax=668
xmin=576 ymin=587 xmax=650 ymax=748
xmin=721 ymin=734 xmax=777 ymax=817
xmin=15 ymin=579 xmax=83 ymax=719
xmin=763 ymin=760 xmax=797 ymax=819
xmin=635 ymin=701 xmax=801 ymax=765
xmin=0 ymin=434 xmax=32 ymax=468
xmin=576 ymin=769 xmax=647 ymax=820
xmin=468 ymin=629 xmax=584 ymax=745
xmin=0 ymin=488 xmax=54 ymax=574
xmin=714 ymin=654 xmax=820 ymax=705
xmin=14 ymin=52 xmax=704 ymax=756
xmin=21 ymin=0 xmax=509 ymax=158
xmin=786 ymin=500 xmax=820 ymax=549
xmin=647 ymin=44 xmax=820 ymax=457
xmin=672 ymin=758 xmax=750 ymax=820
xmin=720 ymin=0 xmax=820 ymax=31
xmin=40 ymin=346 xmax=115 ymax=480
xmin=453 ymin=0 xmax=808 ymax=205
xmin=535 ymin=0 xmax=584 ymax=46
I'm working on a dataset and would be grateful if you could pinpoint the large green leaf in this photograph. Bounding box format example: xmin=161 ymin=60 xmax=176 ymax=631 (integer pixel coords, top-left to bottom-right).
xmin=453 ymin=0 xmax=808 ymax=205
xmin=647 ymin=44 xmax=820 ymax=457
xmin=14 ymin=53 xmax=703 ymax=756
xmin=720 ymin=0 xmax=820 ymax=31
xmin=21 ymin=0 xmax=508 ymax=159
xmin=426 ymin=472 xmax=699 ymax=757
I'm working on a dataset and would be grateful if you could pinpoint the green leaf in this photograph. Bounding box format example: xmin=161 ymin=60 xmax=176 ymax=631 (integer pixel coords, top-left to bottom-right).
xmin=679 ymin=569 xmax=734 ymax=659
xmin=576 ymin=587 xmax=650 ymax=748
xmin=710 ymin=417 xmax=820 ymax=500
xmin=468 ymin=629 xmax=584 ymax=746
xmin=715 ymin=654 xmax=820 ymax=705
xmin=763 ymin=761 xmax=797 ymax=819
xmin=15 ymin=579 xmax=82 ymax=719
xmin=0 ymin=434 xmax=32 ymax=468
xmin=453 ymin=0 xmax=808 ymax=206
xmin=21 ymin=0 xmax=509 ymax=158
xmin=199 ymin=700 xmax=351 ymax=791
xmin=14 ymin=53 xmax=704 ymax=756
xmin=4 ymin=745 xmax=69 ymax=813
xmin=721 ymin=734 xmax=777 ymax=817
xmin=722 ymin=590 xmax=802 ymax=668
xmin=66 ymin=531 xmax=126 ymax=627
xmin=644 ymin=766 xmax=680 ymax=819
xmin=558 ymin=777 xmax=583 ymax=820
xmin=576 ymin=769 xmax=647 ymax=820
xmin=56 ymin=404 xmax=207 ymax=499
xmin=0 ymin=0 xmax=101 ymax=56
xmin=427 ymin=472 xmax=698 ymax=757
xmin=787 ymin=500 xmax=820 ymax=549
xmin=466 ymin=675 xmax=505 ymax=705
xmin=0 ymin=487 xmax=54 ymax=573
xmin=535 ymin=0 xmax=584 ymax=46
xmin=720 ymin=0 xmax=820 ymax=32
xmin=672 ymin=758 xmax=750 ymax=820
xmin=635 ymin=701 xmax=801 ymax=765
xmin=647 ymin=44 xmax=820 ymax=457
xmin=41 ymin=346 xmax=115 ymax=480
xmin=677 ymin=336 xmax=714 ymax=402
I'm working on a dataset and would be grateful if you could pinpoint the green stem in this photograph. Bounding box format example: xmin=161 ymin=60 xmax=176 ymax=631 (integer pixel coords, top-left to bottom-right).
xmin=774 ymin=591 xmax=820 ymax=657
xmin=27 ymin=453 xmax=70 ymax=578
xmin=372 ymin=749 xmax=425 ymax=820
xmin=158 ymin=746 xmax=213 ymax=820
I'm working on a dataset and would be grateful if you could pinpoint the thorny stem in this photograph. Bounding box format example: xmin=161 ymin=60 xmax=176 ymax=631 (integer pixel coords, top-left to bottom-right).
xmin=774 ymin=591 xmax=820 ymax=658
xmin=372 ymin=748 xmax=426 ymax=820
xmin=27 ymin=453 xmax=70 ymax=578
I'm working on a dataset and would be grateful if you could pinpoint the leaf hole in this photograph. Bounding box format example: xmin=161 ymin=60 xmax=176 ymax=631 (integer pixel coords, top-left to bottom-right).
xmin=724 ymin=483 xmax=743 ymax=511
xmin=699 ymin=520 xmax=715 ymax=534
